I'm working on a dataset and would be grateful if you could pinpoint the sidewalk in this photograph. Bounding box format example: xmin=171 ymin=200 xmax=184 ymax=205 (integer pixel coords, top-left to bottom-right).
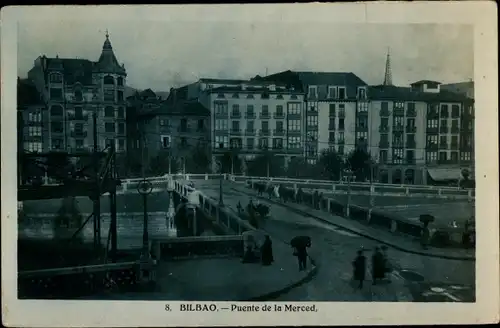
xmin=231 ymin=183 xmax=475 ymax=261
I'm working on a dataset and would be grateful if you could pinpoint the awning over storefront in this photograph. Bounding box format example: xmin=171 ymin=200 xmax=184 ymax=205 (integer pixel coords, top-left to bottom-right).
xmin=427 ymin=168 xmax=463 ymax=182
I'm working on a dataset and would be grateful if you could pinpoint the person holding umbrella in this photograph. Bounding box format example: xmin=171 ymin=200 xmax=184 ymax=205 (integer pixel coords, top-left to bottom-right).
xmin=291 ymin=236 xmax=311 ymax=271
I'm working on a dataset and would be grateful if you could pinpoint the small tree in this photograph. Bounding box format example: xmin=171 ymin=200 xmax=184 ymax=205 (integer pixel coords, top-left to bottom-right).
xmin=346 ymin=148 xmax=374 ymax=182
xmin=317 ymin=149 xmax=343 ymax=181
xmin=186 ymin=145 xmax=211 ymax=174
xmin=247 ymin=150 xmax=284 ymax=177
xmin=219 ymin=149 xmax=243 ymax=174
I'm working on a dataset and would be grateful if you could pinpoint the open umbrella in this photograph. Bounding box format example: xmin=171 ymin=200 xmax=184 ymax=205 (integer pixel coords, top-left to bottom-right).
xmin=290 ymin=236 xmax=311 ymax=248
xmin=419 ymin=214 xmax=435 ymax=225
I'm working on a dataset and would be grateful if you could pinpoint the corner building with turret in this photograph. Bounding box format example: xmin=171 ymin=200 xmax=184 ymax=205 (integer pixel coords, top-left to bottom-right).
xmin=23 ymin=33 xmax=127 ymax=154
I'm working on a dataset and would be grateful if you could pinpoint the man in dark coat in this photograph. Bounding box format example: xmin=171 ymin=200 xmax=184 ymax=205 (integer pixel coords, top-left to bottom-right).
xmin=261 ymin=235 xmax=274 ymax=266
xmin=313 ymin=190 xmax=319 ymax=209
xmin=371 ymin=247 xmax=385 ymax=285
xmin=291 ymin=236 xmax=311 ymax=271
xmin=352 ymin=250 xmax=366 ymax=289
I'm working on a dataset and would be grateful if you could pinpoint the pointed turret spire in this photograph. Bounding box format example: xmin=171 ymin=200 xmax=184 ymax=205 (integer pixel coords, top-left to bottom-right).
xmin=95 ymin=30 xmax=125 ymax=74
xmin=383 ymin=47 xmax=393 ymax=86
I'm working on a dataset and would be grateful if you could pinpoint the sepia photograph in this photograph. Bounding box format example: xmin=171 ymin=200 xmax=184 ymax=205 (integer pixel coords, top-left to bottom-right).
xmin=1 ymin=3 xmax=498 ymax=327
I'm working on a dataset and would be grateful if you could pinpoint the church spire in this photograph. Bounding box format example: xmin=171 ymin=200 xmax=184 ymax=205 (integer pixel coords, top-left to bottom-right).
xmin=383 ymin=47 xmax=393 ymax=86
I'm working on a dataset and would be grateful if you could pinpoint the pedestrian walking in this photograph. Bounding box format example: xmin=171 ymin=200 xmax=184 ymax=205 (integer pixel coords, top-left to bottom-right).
xmin=352 ymin=250 xmax=366 ymax=289
xmin=291 ymin=236 xmax=311 ymax=271
xmin=380 ymin=245 xmax=391 ymax=281
xmin=261 ymin=235 xmax=274 ymax=266
xmin=371 ymin=247 xmax=385 ymax=285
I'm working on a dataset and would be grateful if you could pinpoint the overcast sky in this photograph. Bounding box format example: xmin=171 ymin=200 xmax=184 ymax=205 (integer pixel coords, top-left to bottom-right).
xmin=18 ymin=20 xmax=473 ymax=91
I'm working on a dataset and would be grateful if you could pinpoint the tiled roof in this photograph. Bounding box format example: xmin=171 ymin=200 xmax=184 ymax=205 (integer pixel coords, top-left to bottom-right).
xmin=17 ymin=78 xmax=43 ymax=107
xmin=45 ymin=58 xmax=94 ymax=85
xmin=411 ymin=80 xmax=441 ymax=86
xmin=207 ymin=85 xmax=300 ymax=94
xmin=369 ymin=85 xmax=471 ymax=102
xmin=258 ymin=70 xmax=368 ymax=98
xmin=94 ymin=35 xmax=126 ymax=75
xmin=142 ymin=100 xmax=210 ymax=117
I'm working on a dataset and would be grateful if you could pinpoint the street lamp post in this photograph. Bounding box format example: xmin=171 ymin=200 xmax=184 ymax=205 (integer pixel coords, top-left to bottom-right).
xmin=216 ymin=160 xmax=224 ymax=207
xmin=137 ymin=179 xmax=153 ymax=284
xmin=166 ymin=178 xmax=176 ymax=236
xmin=138 ymin=179 xmax=153 ymax=259
xmin=344 ymin=168 xmax=352 ymax=218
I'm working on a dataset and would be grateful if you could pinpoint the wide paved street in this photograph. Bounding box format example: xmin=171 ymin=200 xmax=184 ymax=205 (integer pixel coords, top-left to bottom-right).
xmin=191 ymin=180 xmax=475 ymax=302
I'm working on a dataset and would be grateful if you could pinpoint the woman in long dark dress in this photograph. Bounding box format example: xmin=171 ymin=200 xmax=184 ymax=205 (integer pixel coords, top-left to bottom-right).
xmin=352 ymin=250 xmax=366 ymax=289
xmin=261 ymin=235 xmax=274 ymax=266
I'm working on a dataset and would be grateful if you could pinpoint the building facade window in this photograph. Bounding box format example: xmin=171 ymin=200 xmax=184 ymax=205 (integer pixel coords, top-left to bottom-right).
xmin=214 ymin=102 xmax=228 ymax=115
xmin=358 ymin=87 xmax=366 ymax=99
xmin=104 ymin=89 xmax=115 ymax=101
xmin=392 ymin=149 xmax=404 ymax=164
xmin=288 ymin=119 xmax=301 ymax=131
xmin=276 ymin=105 xmax=284 ymax=116
xmin=105 ymin=122 xmax=115 ymax=133
xmin=328 ymin=86 xmax=337 ymax=99
xmin=49 ymin=73 xmax=63 ymax=83
xmin=25 ymin=142 xmax=43 ymax=153
xmin=161 ymin=136 xmax=171 ymax=148
xmin=118 ymin=139 xmax=125 ymax=151
xmin=117 ymin=107 xmax=125 ymax=119
xmin=105 ymin=106 xmax=115 ymax=117
xmin=28 ymin=111 xmax=42 ymax=122
xmin=338 ymin=87 xmax=346 ymax=99
xmin=104 ymin=75 xmax=115 ymax=85
xmin=273 ymin=138 xmax=284 ymax=149
xmin=427 ymin=119 xmax=438 ymax=128
xmin=308 ymin=86 xmax=317 ymax=99
xmin=287 ymin=136 xmax=301 ymax=149
xmin=74 ymin=89 xmax=83 ymax=101
xmin=28 ymin=126 xmax=42 ymax=136
xmin=246 ymin=138 xmax=255 ymax=149
xmin=329 ymin=104 xmax=336 ymax=116
xmin=117 ymin=77 xmax=124 ymax=86
xmin=51 ymin=122 xmax=63 ymax=133
xmin=258 ymin=138 xmax=269 ymax=149
xmin=440 ymin=104 xmax=449 ymax=117
xmin=379 ymin=150 xmax=388 ymax=163
xmin=215 ymin=136 xmax=229 ymax=149
xmin=118 ymin=123 xmax=125 ymax=134
xmin=215 ymin=119 xmax=228 ymax=131
xmin=287 ymin=103 xmax=301 ymax=115
xmin=427 ymin=135 xmax=438 ymax=146
xmin=426 ymin=151 xmax=438 ymax=163
xmin=439 ymin=151 xmax=447 ymax=162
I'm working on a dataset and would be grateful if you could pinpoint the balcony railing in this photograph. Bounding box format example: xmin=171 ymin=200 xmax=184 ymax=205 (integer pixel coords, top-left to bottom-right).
xmin=287 ymin=113 xmax=301 ymax=119
xmin=215 ymin=112 xmax=228 ymax=118
xmin=380 ymin=109 xmax=390 ymax=117
xmin=356 ymin=126 xmax=368 ymax=132
xmin=440 ymin=111 xmax=449 ymax=118
xmin=406 ymin=141 xmax=416 ymax=148
xmin=71 ymin=131 xmax=88 ymax=138
xmin=393 ymin=125 xmax=404 ymax=132
xmin=259 ymin=129 xmax=271 ymax=136
xmin=357 ymin=110 xmax=368 ymax=116
xmin=307 ymin=125 xmax=318 ymax=131
xmin=230 ymin=111 xmax=241 ymax=119
xmin=328 ymin=139 xmax=335 ymax=144
xmin=273 ymin=113 xmax=285 ymax=119
xmin=260 ymin=112 xmax=270 ymax=119
xmin=393 ymin=142 xmax=404 ymax=148
xmin=440 ymin=126 xmax=449 ymax=133
xmin=68 ymin=113 xmax=89 ymax=121
xmin=245 ymin=129 xmax=256 ymax=136
xmin=273 ymin=129 xmax=285 ymax=136
xmin=393 ymin=108 xmax=404 ymax=116
xmin=245 ymin=112 xmax=256 ymax=119
xmin=427 ymin=111 xmax=439 ymax=119
xmin=406 ymin=126 xmax=417 ymax=133
xmin=427 ymin=127 xmax=439 ymax=133
xmin=230 ymin=129 xmax=242 ymax=135
xmin=337 ymin=139 xmax=345 ymax=145
xmin=426 ymin=144 xmax=438 ymax=150
xmin=406 ymin=110 xmax=417 ymax=117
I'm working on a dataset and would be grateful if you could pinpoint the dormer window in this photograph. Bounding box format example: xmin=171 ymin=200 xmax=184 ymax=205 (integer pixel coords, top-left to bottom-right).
xmin=328 ymin=86 xmax=337 ymax=99
xmin=358 ymin=87 xmax=366 ymax=99
xmin=308 ymin=86 xmax=317 ymax=99
xmin=338 ymin=87 xmax=346 ymax=100
xmin=49 ymin=73 xmax=63 ymax=83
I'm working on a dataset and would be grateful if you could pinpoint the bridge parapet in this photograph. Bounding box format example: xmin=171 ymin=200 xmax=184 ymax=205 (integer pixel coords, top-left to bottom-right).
xmin=174 ymin=180 xmax=255 ymax=235
xmin=18 ymin=261 xmax=140 ymax=299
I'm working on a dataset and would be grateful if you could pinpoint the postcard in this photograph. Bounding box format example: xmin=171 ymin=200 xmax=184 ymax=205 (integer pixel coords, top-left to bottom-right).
xmin=1 ymin=2 xmax=498 ymax=327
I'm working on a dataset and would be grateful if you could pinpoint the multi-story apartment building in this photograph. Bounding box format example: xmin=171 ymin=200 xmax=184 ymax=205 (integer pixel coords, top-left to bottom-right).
xmin=25 ymin=33 xmax=127 ymax=154
xmin=130 ymin=92 xmax=211 ymax=170
xmin=441 ymin=81 xmax=475 ymax=99
xmin=258 ymin=71 xmax=368 ymax=165
xmin=170 ymin=78 xmax=306 ymax=169
xmin=369 ymin=80 xmax=473 ymax=185
xmin=18 ymin=78 xmax=47 ymax=154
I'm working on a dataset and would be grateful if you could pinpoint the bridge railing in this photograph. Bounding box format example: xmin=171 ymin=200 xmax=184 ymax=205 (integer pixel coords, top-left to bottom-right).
xmin=240 ymin=176 xmax=474 ymax=201
xmin=18 ymin=261 xmax=140 ymax=299
xmin=174 ymin=180 xmax=255 ymax=235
